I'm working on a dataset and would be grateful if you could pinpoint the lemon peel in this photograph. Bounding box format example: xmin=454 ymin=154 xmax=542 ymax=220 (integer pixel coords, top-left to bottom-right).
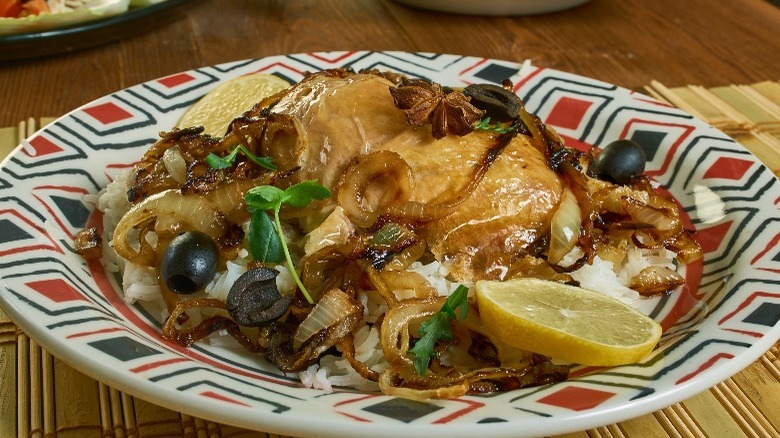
xmin=475 ymin=278 xmax=662 ymax=366
xmin=177 ymin=73 xmax=290 ymax=137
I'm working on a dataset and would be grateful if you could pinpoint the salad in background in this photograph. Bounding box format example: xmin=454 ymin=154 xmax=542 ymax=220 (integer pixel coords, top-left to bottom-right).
xmin=0 ymin=0 xmax=165 ymax=35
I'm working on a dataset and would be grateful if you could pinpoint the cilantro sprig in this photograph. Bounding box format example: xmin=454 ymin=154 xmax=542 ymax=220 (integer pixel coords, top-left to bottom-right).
xmin=244 ymin=180 xmax=331 ymax=304
xmin=409 ymin=285 xmax=470 ymax=376
xmin=474 ymin=117 xmax=518 ymax=134
xmin=206 ymin=145 xmax=277 ymax=171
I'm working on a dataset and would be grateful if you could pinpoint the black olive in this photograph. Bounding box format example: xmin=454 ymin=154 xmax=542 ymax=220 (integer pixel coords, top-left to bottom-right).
xmin=160 ymin=230 xmax=219 ymax=294
xmin=463 ymin=83 xmax=522 ymax=121
xmin=226 ymin=267 xmax=292 ymax=327
xmin=591 ymin=139 xmax=647 ymax=185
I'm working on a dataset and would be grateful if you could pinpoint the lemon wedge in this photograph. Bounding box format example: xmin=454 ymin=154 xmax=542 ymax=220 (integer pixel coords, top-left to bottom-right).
xmin=177 ymin=73 xmax=291 ymax=137
xmin=475 ymin=278 xmax=662 ymax=366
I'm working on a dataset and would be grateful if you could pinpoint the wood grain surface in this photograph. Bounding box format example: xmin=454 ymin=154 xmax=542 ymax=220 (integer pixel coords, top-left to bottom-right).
xmin=1 ymin=0 xmax=779 ymax=128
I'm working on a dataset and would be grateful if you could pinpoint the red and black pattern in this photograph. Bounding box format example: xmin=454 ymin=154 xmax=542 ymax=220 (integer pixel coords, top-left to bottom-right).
xmin=0 ymin=52 xmax=778 ymax=438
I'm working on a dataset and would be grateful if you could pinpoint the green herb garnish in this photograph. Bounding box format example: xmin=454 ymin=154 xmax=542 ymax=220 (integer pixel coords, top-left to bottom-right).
xmin=409 ymin=285 xmax=470 ymax=376
xmin=247 ymin=210 xmax=285 ymax=263
xmin=244 ymin=180 xmax=331 ymax=304
xmin=474 ymin=117 xmax=518 ymax=134
xmin=206 ymin=145 xmax=277 ymax=171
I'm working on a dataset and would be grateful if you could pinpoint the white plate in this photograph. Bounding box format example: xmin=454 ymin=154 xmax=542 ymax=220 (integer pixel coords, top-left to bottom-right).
xmin=1 ymin=51 xmax=779 ymax=438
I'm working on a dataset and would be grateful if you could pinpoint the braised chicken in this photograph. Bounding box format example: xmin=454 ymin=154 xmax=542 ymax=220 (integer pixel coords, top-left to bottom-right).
xmin=92 ymin=68 xmax=702 ymax=399
xmin=268 ymin=72 xmax=564 ymax=282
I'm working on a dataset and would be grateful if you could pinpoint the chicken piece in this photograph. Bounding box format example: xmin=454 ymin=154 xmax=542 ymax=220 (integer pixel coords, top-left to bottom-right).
xmin=270 ymin=72 xmax=564 ymax=282
xmin=271 ymin=73 xmax=412 ymax=190
xmin=423 ymin=135 xmax=563 ymax=281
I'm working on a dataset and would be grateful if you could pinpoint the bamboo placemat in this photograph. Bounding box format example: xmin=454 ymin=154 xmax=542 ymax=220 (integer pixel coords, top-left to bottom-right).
xmin=1 ymin=81 xmax=780 ymax=438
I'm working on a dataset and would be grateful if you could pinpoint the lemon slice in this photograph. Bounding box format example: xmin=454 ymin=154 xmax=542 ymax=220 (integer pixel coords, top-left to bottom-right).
xmin=177 ymin=73 xmax=291 ymax=136
xmin=475 ymin=278 xmax=662 ymax=366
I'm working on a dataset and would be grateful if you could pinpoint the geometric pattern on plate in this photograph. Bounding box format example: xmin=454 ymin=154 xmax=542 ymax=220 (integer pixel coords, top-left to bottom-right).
xmin=1 ymin=51 xmax=778 ymax=438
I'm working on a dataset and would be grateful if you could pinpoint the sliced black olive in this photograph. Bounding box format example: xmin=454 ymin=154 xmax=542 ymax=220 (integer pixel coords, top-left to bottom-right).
xmin=463 ymin=83 xmax=522 ymax=121
xmin=226 ymin=267 xmax=292 ymax=327
xmin=160 ymin=230 xmax=219 ymax=294
xmin=591 ymin=139 xmax=647 ymax=185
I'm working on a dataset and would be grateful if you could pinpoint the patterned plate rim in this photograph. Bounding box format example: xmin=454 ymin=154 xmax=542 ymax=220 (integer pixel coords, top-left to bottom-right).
xmin=1 ymin=51 xmax=779 ymax=438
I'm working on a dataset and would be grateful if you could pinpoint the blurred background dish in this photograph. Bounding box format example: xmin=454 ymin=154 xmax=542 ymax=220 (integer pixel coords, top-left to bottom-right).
xmin=391 ymin=0 xmax=590 ymax=15
xmin=1 ymin=0 xmax=130 ymax=36
xmin=0 ymin=0 xmax=196 ymax=60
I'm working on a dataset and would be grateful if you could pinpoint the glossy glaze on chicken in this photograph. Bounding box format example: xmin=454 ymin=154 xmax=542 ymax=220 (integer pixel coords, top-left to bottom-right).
xmin=77 ymin=68 xmax=702 ymax=399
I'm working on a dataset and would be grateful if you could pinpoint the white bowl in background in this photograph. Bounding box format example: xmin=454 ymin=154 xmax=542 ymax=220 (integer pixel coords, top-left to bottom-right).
xmin=391 ymin=0 xmax=590 ymax=15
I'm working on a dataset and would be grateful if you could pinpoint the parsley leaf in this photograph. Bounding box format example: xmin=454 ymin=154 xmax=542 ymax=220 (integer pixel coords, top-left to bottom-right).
xmin=408 ymin=285 xmax=470 ymax=376
xmin=244 ymin=180 xmax=331 ymax=304
xmin=205 ymin=145 xmax=277 ymax=171
xmin=474 ymin=117 xmax=518 ymax=134
xmin=281 ymin=180 xmax=333 ymax=208
xmin=245 ymin=185 xmax=284 ymax=211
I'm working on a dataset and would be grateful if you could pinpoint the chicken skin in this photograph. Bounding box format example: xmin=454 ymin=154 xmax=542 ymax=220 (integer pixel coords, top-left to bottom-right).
xmin=269 ymin=72 xmax=564 ymax=282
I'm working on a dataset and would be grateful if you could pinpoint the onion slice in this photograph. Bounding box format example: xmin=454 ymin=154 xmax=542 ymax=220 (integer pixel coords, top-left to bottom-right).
xmin=629 ymin=266 xmax=685 ymax=296
xmin=337 ymin=150 xmax=413 ymax=228
xmin=622 ymin=196 xmax=680 ymax=232
xmin=380 ymin=297 xmax=445 ymax=376
xmin=292 ymin=288 xmax=364 ymax=351
xmin=548 ymin=187 xmax=582 ymax=265
xmin=162 ymin=298 xmax=262 ymax=352
xmin=112 ymin=189 xmax=227 ymax=265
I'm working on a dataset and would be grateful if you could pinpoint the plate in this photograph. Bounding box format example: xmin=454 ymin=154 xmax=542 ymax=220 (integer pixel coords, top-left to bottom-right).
xmin=0 ymin=0 xmax=197 ymax=61
xmin=1 ymin=51 xmax=779 ymax=438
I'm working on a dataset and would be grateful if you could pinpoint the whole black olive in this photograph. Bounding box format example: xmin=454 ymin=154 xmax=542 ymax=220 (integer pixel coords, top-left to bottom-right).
xmin=160 ymin=230 xmax=219 ymax=294
xmin=591 ymin=139 xmax=647 ymax=185
xmin=226 ymin=267 xmax=292 ymax=327
xmin=463 ymin=83 xmax=522 ymax=121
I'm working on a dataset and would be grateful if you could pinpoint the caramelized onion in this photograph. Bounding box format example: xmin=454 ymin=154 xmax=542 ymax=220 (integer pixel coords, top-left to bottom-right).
xmin=364 ymin=263 xmax=400 ymax=307
xmin=299 ymin=246 xmax=348 ymax=300
xmin=629 ymin=266 xmax=685 ymax=296
xmin=112 ymin=189 xmax=227 ymax=266
xmin=204 ymin=178 xmax=274 ymax=223
xmin=517 ymin=104 xmax=547 ymax=157
xmin=337 ymin=150 xmax=413 ymax=228
xmin=382 ymin=241 xmax=426 ymax=271
xmin=548 ymin=187 xmax=582 ymax=265
xmin=666 ymin=231 xmax=703 ymax=264
xmin=380 ymin=297 xmax=446 ymax=376
xmin=162 ymin=298 xmax=262 ymax=352
xmin=380 ymin=270 xmax=439 ymax=299
xmin=337 ymin=336 xmax=380 ymax=382
xmin=266 ymin=288 xmax=363 ymax=373
xmin=260 ymin=113 xmax=306 ymax=171
xmin=162 ymin=146 xmax=187 ymax=184
xmin=293 ymin=288 xmax=364 ymax=351
xmin=622 ymin=195 xmax=680 ymax=232
xmin=378 ymin=369 xmax=469 ymax=401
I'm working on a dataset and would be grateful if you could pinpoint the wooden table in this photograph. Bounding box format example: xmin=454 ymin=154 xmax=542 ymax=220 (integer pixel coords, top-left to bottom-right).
xmin=1 ymin=1 xmax=779 ymax=437
xmin=1 ymin=0 xmax=779 ymax=128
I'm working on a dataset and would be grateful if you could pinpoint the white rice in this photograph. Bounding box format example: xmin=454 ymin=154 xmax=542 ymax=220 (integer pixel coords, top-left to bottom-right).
xmin=121 ymin=262 xmax=160 ymax=304
xmin=301 ymin=325 xmax=388 ymax=392
xmin=87 ymin=169 xmax=677 ymax=394
xmin=83 ymin=170 xmax=133 ymax=273
xmin=408 ymin=260 xmax=465 ymax=296
xmin=567 ymin=246 xmax=676 ymax=304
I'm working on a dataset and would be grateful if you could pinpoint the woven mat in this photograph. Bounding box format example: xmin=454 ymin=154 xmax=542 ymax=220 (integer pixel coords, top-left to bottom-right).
xmin=1 ymin=81 xmax=780 ymax=438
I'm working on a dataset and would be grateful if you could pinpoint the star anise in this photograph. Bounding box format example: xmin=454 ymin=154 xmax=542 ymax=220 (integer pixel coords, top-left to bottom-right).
xmin=389 ymin=78 xmax=485 ymax=139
